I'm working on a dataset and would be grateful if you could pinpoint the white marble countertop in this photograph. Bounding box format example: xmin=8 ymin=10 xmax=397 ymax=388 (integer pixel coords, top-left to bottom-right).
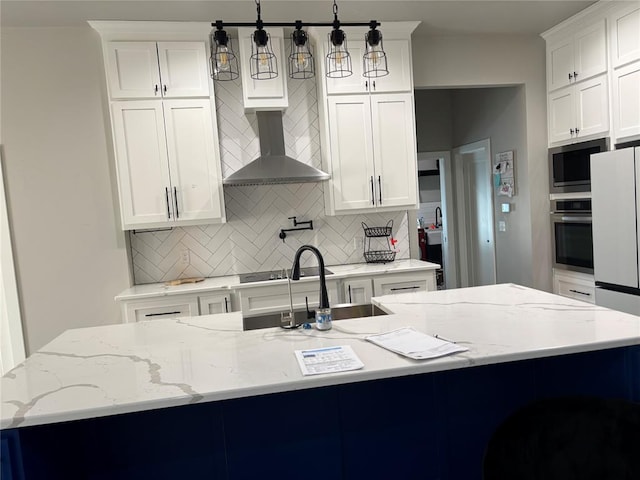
xmin=114 ymin=259 xmax=439 ymax=301
xmin=3 ymin=284 xmax=639 ymax=429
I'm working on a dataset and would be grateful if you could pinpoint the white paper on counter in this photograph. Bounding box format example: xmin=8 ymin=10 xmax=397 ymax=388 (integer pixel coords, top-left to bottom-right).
xmin=295 ymin=345 xmax=364 ymax=376
xmin=366 ymin=327 xmax=468 ymax=360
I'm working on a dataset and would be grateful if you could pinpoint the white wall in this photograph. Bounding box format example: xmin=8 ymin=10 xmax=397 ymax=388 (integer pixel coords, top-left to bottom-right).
xmin=412 ymin=34 xmax=551 ymax=291
xmin=1 ymin=27 xmax=131 ymax=353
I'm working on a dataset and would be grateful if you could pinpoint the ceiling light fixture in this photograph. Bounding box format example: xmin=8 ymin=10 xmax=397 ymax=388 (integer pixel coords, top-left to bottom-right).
xmin=210 ymin=21 xmax=240 ymax=81
xmin=210 ymin=0 xmax=384 ymax=81
xmin=363 ymin=20 xmax=389 ymax=78
xmin=289 ymin=21 xmax=315 ymax=79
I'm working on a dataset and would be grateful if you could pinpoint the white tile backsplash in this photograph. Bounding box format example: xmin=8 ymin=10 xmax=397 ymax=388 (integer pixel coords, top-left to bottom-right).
xmin=130 ymin=63 xmax=410 ymax=284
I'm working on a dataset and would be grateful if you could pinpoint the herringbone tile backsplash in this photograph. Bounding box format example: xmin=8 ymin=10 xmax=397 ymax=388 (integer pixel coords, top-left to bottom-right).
xmin=130 ymin=60 xmax=410 ymax=284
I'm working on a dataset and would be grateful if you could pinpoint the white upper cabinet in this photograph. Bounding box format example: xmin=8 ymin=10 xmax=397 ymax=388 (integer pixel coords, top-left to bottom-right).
xmin=612 ymin=60 xmax=640 ymax=141
xmin=548 ymin=74 xmax=609 ymax=145
xmin=312 ymin=21 xmax=420 ymax=215
xmin=609 ymin=3 xmax=640 ymax=68
xmin=237 ymin=27 xmax=288 ymax=110
xmin=325 ymin=36 xmax=412 ymax=95
xmin=546 ymin=19 xmax=607 ymax=92
xmin=111 ymin=99 xmax=224 ymax=230
xmin=106 ymin=41 xmax=211 ymax=99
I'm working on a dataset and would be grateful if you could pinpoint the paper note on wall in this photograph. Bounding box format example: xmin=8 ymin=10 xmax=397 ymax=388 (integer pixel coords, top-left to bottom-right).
xmin=494 ymin=151 xmax=515 ymax=197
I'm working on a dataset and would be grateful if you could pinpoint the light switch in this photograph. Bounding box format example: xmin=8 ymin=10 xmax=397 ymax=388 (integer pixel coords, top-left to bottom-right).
xmin=498 ymin=221 xmax=507 ymax=232
xmin=501 ymin=203 xmax=510 ymax=213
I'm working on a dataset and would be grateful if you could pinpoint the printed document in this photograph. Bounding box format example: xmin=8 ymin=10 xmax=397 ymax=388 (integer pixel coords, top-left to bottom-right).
xmin=366 ymin=327 xmax=468 ymax=360
xmin=295 ymin=345 xmax=364 ymax=376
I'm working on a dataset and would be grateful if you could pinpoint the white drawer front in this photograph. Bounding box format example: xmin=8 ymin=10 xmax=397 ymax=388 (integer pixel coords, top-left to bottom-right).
xmin=123 ymin=295 xmax=200 ymax=323
xmin=239 ymin=281 xmax=339 ymax=317
xmin=555 ymin=277 xmax=595 ymax=303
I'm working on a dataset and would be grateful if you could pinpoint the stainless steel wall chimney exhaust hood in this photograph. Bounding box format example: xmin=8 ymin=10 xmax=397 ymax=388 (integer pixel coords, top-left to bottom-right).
xmin=223 ymin=111 xmax=330 ymax=186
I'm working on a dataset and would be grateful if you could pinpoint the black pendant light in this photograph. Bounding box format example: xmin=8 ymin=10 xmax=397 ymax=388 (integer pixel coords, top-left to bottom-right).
xmin=250 ymin=0 xmax=278 ymax=80
xmin=289 ymin=21 xmax=314 ymax=79
xmin=363 ymin=21 xmax=389 ymax=78
xmin=326 ymin=0 xmax=353 ymax=78
xmin=209 ymin=21 xmax=239 ymax=81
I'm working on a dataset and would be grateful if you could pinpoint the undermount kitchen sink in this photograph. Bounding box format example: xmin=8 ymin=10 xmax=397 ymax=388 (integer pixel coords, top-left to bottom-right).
xmin=243 ymin=303 xmax=388 ymax=331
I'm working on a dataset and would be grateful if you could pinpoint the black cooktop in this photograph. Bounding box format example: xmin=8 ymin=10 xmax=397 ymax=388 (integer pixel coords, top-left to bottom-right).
xmin=238 ymin=267 xmax=333 ymax=284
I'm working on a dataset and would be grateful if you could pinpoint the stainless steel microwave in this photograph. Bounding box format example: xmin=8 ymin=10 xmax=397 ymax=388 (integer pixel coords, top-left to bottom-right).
xmin=549 ymin=138 xmax=609 ymax=194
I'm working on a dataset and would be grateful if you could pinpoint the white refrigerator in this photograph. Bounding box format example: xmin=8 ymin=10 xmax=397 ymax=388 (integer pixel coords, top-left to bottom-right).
xmin=591 ymin=146 xmax=640 ymax=315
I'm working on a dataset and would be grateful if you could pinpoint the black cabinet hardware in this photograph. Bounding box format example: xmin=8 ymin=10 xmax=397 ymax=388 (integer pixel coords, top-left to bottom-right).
xmin=370 ymin=176 xmax=375 ymax=205
xmin=165 ymin=187 xmax=171 ymax=219
xmin=569 ymin=289 xmax=591 ymax=296
xmin=173 ymin=186 xmax=179 ymax=218
xmin=390 ymin=286 xmax=420 ymax=291
xmin=145 ymin=311 xmax=181 ymax=317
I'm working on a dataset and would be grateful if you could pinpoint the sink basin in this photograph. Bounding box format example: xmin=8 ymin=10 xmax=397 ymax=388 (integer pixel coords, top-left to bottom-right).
xmin=243 ymin=303 xmax=388 ymax=331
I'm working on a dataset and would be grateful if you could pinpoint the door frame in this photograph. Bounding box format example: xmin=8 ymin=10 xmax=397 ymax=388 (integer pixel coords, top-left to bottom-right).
xmin=453 ymin=138 xmax=497 ymax=287
xmin=1 ymin=146 xmax=26 ymax=373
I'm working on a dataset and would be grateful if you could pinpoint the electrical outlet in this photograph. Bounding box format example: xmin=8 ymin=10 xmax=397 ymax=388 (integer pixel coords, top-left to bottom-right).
xmin=498 ymin=221 xmax=507 ymax=232
xmin=180 ymin=249 xmax=190 ymax=265
xmin=353 ymin=236 xmax=364 ymax=251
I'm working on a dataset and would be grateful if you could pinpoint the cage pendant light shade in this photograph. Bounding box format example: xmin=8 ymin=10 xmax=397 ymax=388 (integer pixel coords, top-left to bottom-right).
xmin=289 ymin=28 xmax=315 ymax=79
xmin=210 ymin=29 xmax=239 ymax=81
xmin=363 ymin=29 xmax=389 ymax=78
xmin=326 ymin=30 xmax=352 ymax=78
xmin=250 ymin=29 xmax=278 ymax=80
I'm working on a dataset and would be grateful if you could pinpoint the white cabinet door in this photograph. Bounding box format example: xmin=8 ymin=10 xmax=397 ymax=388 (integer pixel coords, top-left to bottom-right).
xmin=371 ymin=93 xmax=418 ymax=209
xmin=327 ymin=95 xmax=376 ymax=211
xmin=548 ymin=87 xmax=576 ymax=144
xmin=610 ymin=3 xmax=640 ymax=68
xmin=237 ymin=28 xmax=288 ymax=110
xmin=343 ymin=278 xmax=373 ymax=304
xmin=163 ymin=99 xmax=224 ymax=224
xmin=546 ymin=19 xmax=607 ymax=92
xmin=368 ymin=39 xmax=412 ymax=94
xmin=111 ymin=101 xmax=173 ymax=228
xmin=199 ymin=293 xmax=233 ymax=315
xmin=106 ymin=42 xmax=210 ymax=99
xmin=591 ymin=148 xmax=638 ymax=288
xmin=325 ymin=31 xmax=367 ymax=95
xmin=575 ymin=74 xmax=609 ymax=139
xmin=156 ymin=42 xmax=211 ymax=98
xmin=123 ymin=295 xmax=200 ymax=323
xmin=106 ymin=42 xmax=162 ymax=99
xmin=573 ymin=20 xmax=607 ymax=84
xmin=548 ymin=74 xmax=608 ymax=145
xmin=612 ymin=60 xmax=640 ymax=141
xmin=548 ymin=36 xmax=575 ymax=91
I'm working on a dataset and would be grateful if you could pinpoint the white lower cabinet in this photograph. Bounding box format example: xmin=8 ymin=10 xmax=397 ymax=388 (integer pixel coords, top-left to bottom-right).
xmin=552 ymin=269 xmax=595 ymax=304
xmin=123 ymin=295 xmax=200 ymax=323
xmin=342 ymin=278 xmax=374 ymax=304
xmin=373 ymin=272 xmax=436 ymax=296
xmin=238 ymin=281 xmax=340 ymax=318
xmin=199 ymin=293 xmax=233 ymax=315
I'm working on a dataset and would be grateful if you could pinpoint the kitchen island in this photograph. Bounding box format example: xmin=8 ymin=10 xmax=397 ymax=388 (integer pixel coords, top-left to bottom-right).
xmin=2 ymin=284 xmax=639 ymax=479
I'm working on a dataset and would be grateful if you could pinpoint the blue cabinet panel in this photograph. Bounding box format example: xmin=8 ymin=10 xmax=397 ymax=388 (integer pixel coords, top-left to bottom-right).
xmin=221 ymin=387 xmax=342 ymax=479
xmin=338 ymin=374 xmax=440 ymax=480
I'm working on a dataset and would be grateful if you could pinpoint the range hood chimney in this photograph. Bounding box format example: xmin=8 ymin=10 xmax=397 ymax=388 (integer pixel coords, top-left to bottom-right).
xmin=223 ymin=111 xmax=330 ymax=186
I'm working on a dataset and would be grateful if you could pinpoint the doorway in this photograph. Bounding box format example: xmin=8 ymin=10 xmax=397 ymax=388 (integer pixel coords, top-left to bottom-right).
xmin=453 ymin=139 xmax=496 ymax=287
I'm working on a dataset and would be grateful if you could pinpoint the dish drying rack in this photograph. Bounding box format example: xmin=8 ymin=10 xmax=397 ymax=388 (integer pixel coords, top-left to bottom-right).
xmin=362 ymin=220 xmax=396 ymax=263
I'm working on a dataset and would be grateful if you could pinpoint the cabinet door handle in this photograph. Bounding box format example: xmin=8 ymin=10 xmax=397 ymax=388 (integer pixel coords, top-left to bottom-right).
xmin=372 ymin=80 xmax=376 ymax=90
xmin=145 ymin=311 xmax=181 ymax=317
xmin=370 ymin=176 xmax=375 ymax=205
xmin=365 ymin=80 xmax=368 ymax=90
xmin=165 ymin=187 xmax=171 ymax=219
xmin=568 ymin=72 xmax=573 ymax=81
xmin=378 ymin=176 xmax=382 ymax=204
xmin=575 ymin=127 xmax=580 ymax=135
xmin=163 ymin=85 xmax=167 ymax=94
xmin=173 ymin=186 xmax=179 ymax=218
xmin=569 ymin=289 xmax=591 ymax=297
xmin=348 ymin=285 xmax=352 ymax=303
xmin=390 ymin=286 xmax=420 ymax=291
xmin=570 ymin=128 xmax=575 ymax=136
xmin=573 ymin=71 xmax=578 ymax=79
xmin=155 ymin=84 xmax=159 ymax=95
xmin=224 ymin=297 xmax=229 ymax=313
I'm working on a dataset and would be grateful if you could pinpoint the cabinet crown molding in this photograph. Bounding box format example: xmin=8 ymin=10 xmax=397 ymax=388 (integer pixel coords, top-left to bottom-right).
xmin=89 ymin=21 xmax=211 ymax=41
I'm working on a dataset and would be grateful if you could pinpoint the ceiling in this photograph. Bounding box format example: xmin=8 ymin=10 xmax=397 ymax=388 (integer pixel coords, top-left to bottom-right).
xmin=1 ymin=0 xmax=597 ymax=36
